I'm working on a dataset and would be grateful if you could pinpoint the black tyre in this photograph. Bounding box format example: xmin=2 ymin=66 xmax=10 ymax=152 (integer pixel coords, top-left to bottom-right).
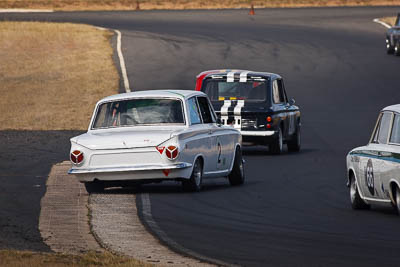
xmin=270 ymin=127 xmax=283 ymax=155
xmin=394 ymin=186 xmax=400 ymax=215
xmin=386 ymin=38 xmax=394 ymax=54
xmin=228 ymin=147 xmax=245 ymax=186
xmin=84 ymin=181 xmax=105 ymax=194
xmin=349 ymin=175 xmax=369 ymax=210
xmin=182 ymin=158 xmax=203 ymax=192
xmin=395 ymin=42 xmax=400 ymax=56
xmin=287 ymin=122 xmax=301 ymax=152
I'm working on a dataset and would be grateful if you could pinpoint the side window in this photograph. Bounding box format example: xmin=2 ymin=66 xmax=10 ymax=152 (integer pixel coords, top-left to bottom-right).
xmin=377 ymin=112 xmax=392 ymax=144
xmin=390 ymin=114 xmax=400 ymax=144
xmin=371 ymin=114 xmax=382 ymax=143
xmin=197 ymin=96 xmax=214 ymax=124
xmin=277 ymin=79 xmax=287 ymax=103
xmin=188 ymin=97 xmax=201 ymax=125
xmin=272 ymin=80 xmax=281 ymax=104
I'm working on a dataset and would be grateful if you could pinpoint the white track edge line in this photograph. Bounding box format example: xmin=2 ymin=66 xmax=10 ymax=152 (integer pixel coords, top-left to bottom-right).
xmin=140 ymin=193 xmax=239 ymax=267
xmin=95 ymin=27 xmax=130 ymax=92
xmin=373 ymin=18 xmax=391 ymax=29
xmin=114 ymin=29 xmax=131 ymax=92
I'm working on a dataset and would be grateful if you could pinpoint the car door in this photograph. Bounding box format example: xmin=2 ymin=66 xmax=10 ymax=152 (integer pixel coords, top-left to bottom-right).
xmin=272 ymin=79 xmax=290 ymax=136
xmin=278 ymin=79 xmax=297 ymax=136
xmin=381 ymin=112 xmax=400 ymax=200
xmin=359 ymin=112 xmax=392 ymax=199
xmin=187 ymin=96 xmax=213 ymax=173
xmin=198 ymin=96 xmax=233 ymax=172
xmin=196 ymin=96 xmax=218 ymax=173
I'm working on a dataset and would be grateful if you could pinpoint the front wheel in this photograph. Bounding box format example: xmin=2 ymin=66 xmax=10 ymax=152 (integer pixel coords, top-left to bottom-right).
xmin=394 ymin=186 xmax=400 ymax=215
xmin=182 ymin=158 xmax=203 ymax=192
xmin=350 ymin=175 xmax=369 ymax=210
xmin=228 ymin=147 xmax=245 ymax=186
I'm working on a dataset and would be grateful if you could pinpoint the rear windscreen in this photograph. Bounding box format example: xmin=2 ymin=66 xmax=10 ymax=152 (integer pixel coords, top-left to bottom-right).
xmin=202 ymin=79 xmax=269 ymax=101
xmin=92 ymin=98 xmax=185 ymax=129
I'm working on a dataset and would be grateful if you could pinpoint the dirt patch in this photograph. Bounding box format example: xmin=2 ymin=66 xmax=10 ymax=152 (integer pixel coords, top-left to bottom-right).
xmin=0 ymin=249 xmax=149 ymax=266
xmin=380 ymin=16 xmax=397 ymax=26
xmin=39 ymin=162 xmax=102 ymax=254
xmin=90 ymin=192 xmax=215 ymax=266
xmin=37 ymin=161 xmax=151 ymax=266
xmin=0 ymin=0 xmax=400 ymax=10
xmin=0 ymin=22 xmax=118 ymax=130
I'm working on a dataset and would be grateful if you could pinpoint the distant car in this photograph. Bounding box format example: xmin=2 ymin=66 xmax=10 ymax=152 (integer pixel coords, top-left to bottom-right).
xmin=68 ymin=90 xmax=244 ymax=193
xmin=386 ymin=13 xmax=400 ymax=56
xmin=195 ymin=69 xmax=301 ymax=154
xmin=347 ymin=104 xmax=400 ymax=213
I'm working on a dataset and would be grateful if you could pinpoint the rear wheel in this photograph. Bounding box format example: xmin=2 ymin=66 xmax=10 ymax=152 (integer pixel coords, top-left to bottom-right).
xmin=84 ymin=181 xmax=105 ymax=194
xmin=386 ymin=38 xmax=394 ymax=54
xmin=228 ymin=147 xmax=245 ymax=186
xmin=287 ymin=122 xmax=301 ymax=152
xmin=270 ymin=127 xmax=283 ymax=155
xmin=182 ymin=158 xmax=203 ymax=192
xmin=350 ymin=175 xmax=369 ymax=210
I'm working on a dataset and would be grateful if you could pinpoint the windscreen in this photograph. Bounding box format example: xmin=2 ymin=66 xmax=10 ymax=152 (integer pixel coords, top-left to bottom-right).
xmin=202 ymin=79 xmax=269 ymax=101
xmin=92 ymin=98 xmax=185 ymax=129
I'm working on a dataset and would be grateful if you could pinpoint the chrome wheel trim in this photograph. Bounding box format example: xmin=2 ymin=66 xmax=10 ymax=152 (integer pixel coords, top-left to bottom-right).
xmin=350 ymin=178 xmax=357 ymax=204
xmin=193 ymin=161 xmax=202 ymax=187
xmin=239 ymin=156 xmax=244 ymax=178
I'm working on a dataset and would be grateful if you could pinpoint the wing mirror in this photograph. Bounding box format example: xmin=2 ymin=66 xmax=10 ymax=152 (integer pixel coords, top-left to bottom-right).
xmin=216 ymin=117 xmax=223 ymax=126
xmin=289 ymin=98 xmax=296 ymax=105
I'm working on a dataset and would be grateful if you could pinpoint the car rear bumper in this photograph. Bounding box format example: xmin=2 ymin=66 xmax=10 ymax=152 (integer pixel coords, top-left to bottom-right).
xmin=240 ymin=130 xmax=275 ymax=137
xmin=68 ymin=162 xmax=193 ymax=182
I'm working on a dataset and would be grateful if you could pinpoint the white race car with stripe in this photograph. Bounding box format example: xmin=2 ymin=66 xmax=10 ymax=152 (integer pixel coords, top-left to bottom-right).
xmin=68 ymin=90 xmax=244 ymax=193
xmin=347 ymin=104 xmax=400 ymax=213
xmin=196 ymin=69 xmax=301 ymax=154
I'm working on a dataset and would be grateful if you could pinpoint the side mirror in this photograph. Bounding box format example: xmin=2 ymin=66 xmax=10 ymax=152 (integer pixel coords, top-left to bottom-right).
xmin=216 ymin=117 xmax=222 ymax=126
xmin=289 ymin=98 xmax=295 ymax=105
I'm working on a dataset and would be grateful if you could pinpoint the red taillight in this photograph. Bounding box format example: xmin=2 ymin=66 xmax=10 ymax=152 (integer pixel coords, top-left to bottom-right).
xmin=165 ymin=145 xmax=179 ymax=160
xmin=266 ymin=124 xmax=271 ymax=129
xmin=70 ymin=150 xmax=84 ymax=164
xmin=156 ymin=146 xmax=165 ymax=154
xmin=267 ymin=116 xmax=272 ymax=122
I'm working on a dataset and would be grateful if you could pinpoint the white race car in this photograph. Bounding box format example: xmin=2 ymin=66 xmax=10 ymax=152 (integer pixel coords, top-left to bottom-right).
xmin=347 ymin=104 xmax=400 ymax=213
xmin=68 ymin=90 xmax=244 ymax=193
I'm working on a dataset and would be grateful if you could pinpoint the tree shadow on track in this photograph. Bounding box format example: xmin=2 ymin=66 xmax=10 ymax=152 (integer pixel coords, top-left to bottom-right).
xmin=242 ymin=145 xmax=317 ymax=156
xmin=94 ymin=178 xmax=257 ymax=195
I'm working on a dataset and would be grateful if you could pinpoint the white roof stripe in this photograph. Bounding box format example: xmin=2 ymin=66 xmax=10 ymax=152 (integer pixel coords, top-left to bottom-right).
xmin=239 ymin=71 xmax=250 ymax=82
xmin=227 ymin=71 xmax=235 ymax=82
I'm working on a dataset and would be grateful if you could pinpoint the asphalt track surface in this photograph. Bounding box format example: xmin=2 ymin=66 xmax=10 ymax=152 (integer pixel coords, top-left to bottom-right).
xmin=1 ymin=6 xmax=400 ymax=266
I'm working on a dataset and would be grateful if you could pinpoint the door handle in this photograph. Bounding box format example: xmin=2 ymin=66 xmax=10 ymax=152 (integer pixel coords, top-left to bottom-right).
xmin=208 ymin=130 xmax=213 ymax=135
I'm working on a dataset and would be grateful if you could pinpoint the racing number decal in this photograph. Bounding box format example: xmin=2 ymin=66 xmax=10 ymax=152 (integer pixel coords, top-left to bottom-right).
xmin=364 ymin=159 xmax=374 ymax=195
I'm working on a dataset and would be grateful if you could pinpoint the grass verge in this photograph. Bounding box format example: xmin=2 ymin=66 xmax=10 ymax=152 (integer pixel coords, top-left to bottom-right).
xmin=0 ymin=0 xmax=400 ymax=11
xmin=379 ymin=16 xmax=397 ymax=26
xmin=0 ymin=250 xmax=152 ymax=266
xmin=0 ymin=21 xmax=118 ymax=130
